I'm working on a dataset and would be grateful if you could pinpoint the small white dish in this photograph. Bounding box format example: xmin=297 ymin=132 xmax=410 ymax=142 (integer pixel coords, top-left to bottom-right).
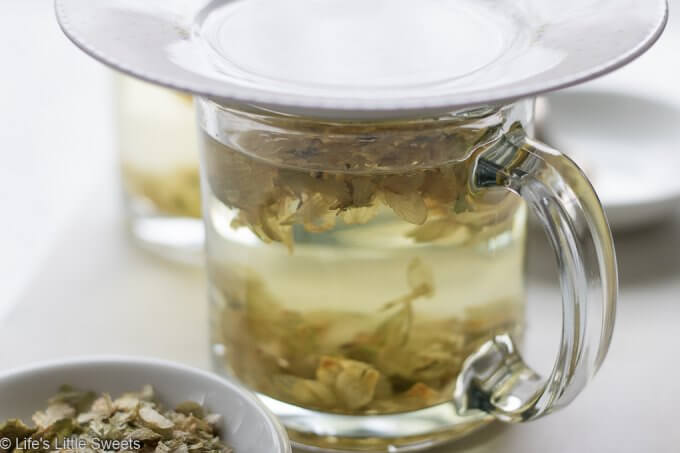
xmin=538 ymin=90 xmax=680 ymax=231
xmin=55 ymin=0 xmax=667 ymax=119
xmin=0 ymin=357 xmax=291 ymax=453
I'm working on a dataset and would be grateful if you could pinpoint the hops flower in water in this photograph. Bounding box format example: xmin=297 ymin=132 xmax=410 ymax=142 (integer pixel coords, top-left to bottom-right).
xmin=203 ymin=107 xmax=527 ymax=415
xmin=215 ymin=259 xmax=524 ymax=414
xmin=202 ymin=112 xmax=512 ymax=249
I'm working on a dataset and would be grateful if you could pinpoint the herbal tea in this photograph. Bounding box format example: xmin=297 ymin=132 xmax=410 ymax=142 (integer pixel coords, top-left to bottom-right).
xmin=116 ymin=76 xmax=201 ymax=219
xmin=202 ymin=107 xmax=527 ymax=415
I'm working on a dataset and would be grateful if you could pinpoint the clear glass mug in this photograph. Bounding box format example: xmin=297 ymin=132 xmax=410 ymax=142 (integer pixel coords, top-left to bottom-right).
xmin=114 ymin=73 xmax=203 ymax=263
xmin=198 ymin=98 xmax=617 ymax=451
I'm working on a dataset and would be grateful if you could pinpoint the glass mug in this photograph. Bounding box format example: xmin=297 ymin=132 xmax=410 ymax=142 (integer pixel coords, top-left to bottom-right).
xmin=199 ymin=98 xmax=617 ymax=451
xmin=114 ymin=73 xmax=204 ymax=263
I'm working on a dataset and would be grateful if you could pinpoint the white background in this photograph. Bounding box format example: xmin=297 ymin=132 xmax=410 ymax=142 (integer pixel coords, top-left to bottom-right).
xmin=1 ymin=1 xmax=680 ymax=452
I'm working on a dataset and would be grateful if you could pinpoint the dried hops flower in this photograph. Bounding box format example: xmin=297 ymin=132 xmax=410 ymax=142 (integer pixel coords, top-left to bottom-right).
xmin=0 ymin=386 xmax=233 ymax=453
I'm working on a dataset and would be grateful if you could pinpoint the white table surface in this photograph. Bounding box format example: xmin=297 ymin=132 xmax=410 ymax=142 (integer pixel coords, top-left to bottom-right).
xmin=2 ymin=2 xmax=679 ymax=452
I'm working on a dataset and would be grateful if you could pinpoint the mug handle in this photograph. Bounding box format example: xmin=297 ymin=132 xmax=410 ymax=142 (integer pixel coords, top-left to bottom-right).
xmin=454 ymin=123 xmax=618 ymax=422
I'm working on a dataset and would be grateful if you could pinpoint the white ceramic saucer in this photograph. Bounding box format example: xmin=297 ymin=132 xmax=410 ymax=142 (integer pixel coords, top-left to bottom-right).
xmin=0 ymin=357 xmax=291 ymax=453
xmin=538 ymin=90 xmax=680 ymax=231
xmin=55 ymin=0 xmax=667 ymax=119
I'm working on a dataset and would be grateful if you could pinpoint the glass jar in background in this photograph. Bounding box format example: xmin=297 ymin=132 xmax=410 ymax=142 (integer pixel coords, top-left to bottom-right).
xmin=114 ymin=73 xmax=203 ymax=263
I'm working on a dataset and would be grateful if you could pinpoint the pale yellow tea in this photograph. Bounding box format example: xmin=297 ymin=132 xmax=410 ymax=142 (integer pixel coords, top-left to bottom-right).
xmin=203 ymin=109 xmax=527 ymax=415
